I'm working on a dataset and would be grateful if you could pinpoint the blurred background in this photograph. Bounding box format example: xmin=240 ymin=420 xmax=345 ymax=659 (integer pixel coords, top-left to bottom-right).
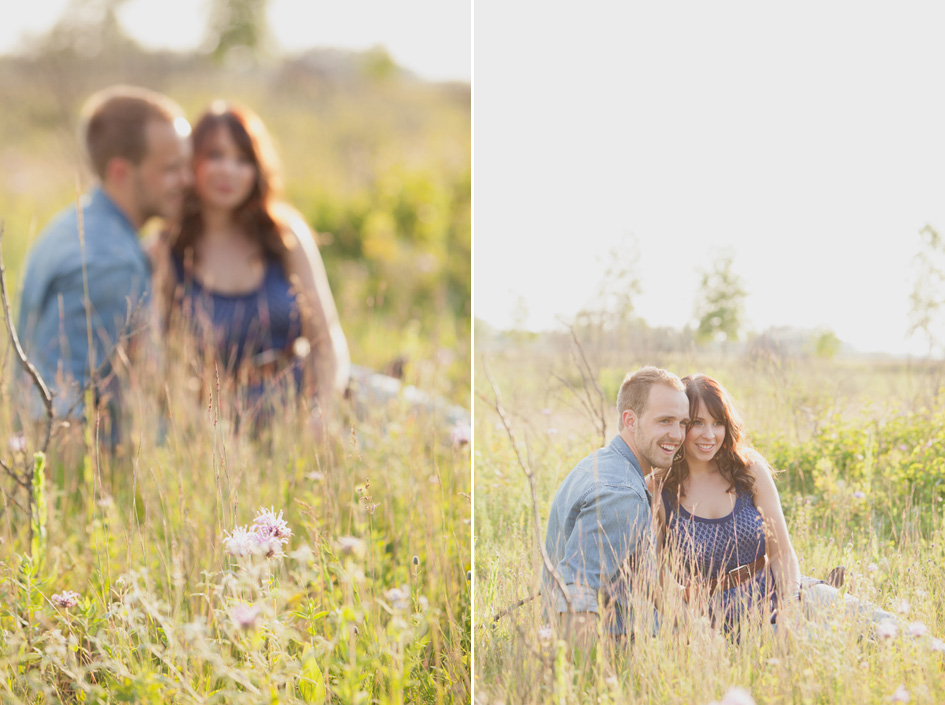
xmin=0 ymin=0 xmax=471 ymax=404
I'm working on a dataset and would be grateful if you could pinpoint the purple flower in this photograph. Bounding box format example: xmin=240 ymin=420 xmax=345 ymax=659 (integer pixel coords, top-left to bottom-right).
xmin=853 ymin=491 xmax=866 ymax=499
xmin=335 ymin=536 xmax=366 ymax=559
xmin=383 ymin=586 xmax=411 ymax=610
xmin=223 ymin=507 xmax=293 ymax=559
xmin=720 ymin=687 xmax=756 ymax=705
xmin=7 ymin=433 xmax=26 ymax=454
xmin=222 ymin=525 xmax=256 ymax=557
xmin=252 ymin=506 xmax=292 ymax=543
xmin=890 ymin=685 xmax=910 ymax=703
xmin=876 ymin=620 xmax=898 ymax=639
xmin=450 ymin=422 xmax=471 ymax=447
xmin=537 ymin=625 xmax=553 ymax=642
xmin=929 ymin=638 xmax=945 ymax=653
xmin=907 ymin=621 xmax=928 ymax=637
xmin=231 ymin=604 xmax=260 ymax=630
xmin=51 ymin=591 xmax=81 ymax=610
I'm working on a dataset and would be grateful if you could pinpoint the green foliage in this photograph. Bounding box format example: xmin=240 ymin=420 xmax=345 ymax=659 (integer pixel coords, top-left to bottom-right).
xmin=909 ymin=224 xmax=945 ymax=356
xmin=694 ymin=251 xmax=747 ymax=344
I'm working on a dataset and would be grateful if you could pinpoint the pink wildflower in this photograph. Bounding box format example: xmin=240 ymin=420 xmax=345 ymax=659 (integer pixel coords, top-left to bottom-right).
xmin=876 ymin=620 xmax=898 ymax=639
xmin=231 ymin=604 xmax=260 ymax=630
xmin=450 ymin=422 xmax=471 ymax=447
xmin=907 ymin=621 xmax=927 ymax=637
xmin=383 ymin=586 xmax=411 ymax=610
xmin=7 ymin=433 xmax=26 ymax=454
xmin=222 ymin=525 xmax=256 ymax=557
xmin=890 ymin=685 xmax=910 ymax=703
xmin=721 ymin=687 xmax=756 ymax=705
xmin=51 ymin=591 xmax=80 ymax=610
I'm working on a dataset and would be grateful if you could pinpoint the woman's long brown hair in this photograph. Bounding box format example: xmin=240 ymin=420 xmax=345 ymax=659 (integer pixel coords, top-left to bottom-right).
xmin=172 ymin=102 xmax=291 ymax=266
xmin=654 ymin=374 xmax=756 ymax=505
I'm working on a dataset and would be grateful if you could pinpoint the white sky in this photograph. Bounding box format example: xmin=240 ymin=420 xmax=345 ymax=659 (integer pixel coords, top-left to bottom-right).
xmin=0 ymin=0 xmax=471 ymax=82
xmin=475 ymin=2 xmax=945 ymax=356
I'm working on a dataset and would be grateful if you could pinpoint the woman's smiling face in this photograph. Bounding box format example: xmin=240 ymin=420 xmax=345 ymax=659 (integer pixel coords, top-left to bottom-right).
xmin=685 ymin=400 xmax=727 ymax=462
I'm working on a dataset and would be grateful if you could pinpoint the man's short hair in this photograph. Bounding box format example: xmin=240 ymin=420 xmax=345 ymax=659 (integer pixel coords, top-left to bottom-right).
xmin=616 ymin=366 xmax=684 ymax=427
xmin=79 ymin=85 xmax=186 ymax=179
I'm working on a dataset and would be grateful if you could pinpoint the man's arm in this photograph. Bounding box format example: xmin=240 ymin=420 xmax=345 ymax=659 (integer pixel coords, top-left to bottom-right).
xmin=550 ymin=483 xmax=652 ymax=643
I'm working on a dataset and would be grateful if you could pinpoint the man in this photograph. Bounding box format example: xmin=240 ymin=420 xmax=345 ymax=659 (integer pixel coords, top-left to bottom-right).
xmin=542 ymin=366 xmax=689 ymax=644
xmin=17 ymin=85 xmax=191 ymax=431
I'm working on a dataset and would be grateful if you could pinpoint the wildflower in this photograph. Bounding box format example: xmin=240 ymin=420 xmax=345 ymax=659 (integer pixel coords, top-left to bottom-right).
xmin=334 ymin=536 xmax=366 ymax=559
xmin=450 ymin=422 xmax=471 ymax=447
xmin=852 ymin=491 xmax=866 ymax=499
xmin=868 ymin=562 xmax=879 ymax=573
xmin=224 ymin=508 xmax=293 ymax=559
xmin=412 ymin=555 xmax=420 ymax=566
xmin=7 ymin=433 xmax=26 ymax=453
xmin=538 ymin=625 xmax=553 ymax=642
xmin=231 ymin=604 xmax=261 ymax=630
xmin=542 ymin=408 xmax=552 ymax=416
xmin=929 ymin=638 xmax=945 ymax=653
xmin=890 ymin=685 xmax=910 ymax=703
xmin=907 ymin=621 xmax=927 ymax=637
xmin=222 ymin=525 xmax=257 ymax=557
xmin=894 ymin=599 xmax=911 ymax=615
xmin=384 ymin=586 xmax=411 ymax=610
xmin=876 ymin=620 xmax=898 ymax=639
xmin=51 ymin=591 xmax=81 ymax=609
xmin=252 ymin=506 xmax=293 ymax=543
xmin=720 ymin=687 xmax=756 ymax=705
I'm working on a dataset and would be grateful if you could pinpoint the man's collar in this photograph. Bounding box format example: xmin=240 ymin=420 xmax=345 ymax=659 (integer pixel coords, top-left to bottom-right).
xmin=609 ymin=435 xmax=643 ymax=477
xmin=88 ymin=185 xmax=138 ymax=234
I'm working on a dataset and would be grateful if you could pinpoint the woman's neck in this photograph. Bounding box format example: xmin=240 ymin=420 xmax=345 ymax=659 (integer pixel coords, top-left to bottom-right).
xmin=686 ymin=457 xmax=717 ymax=478
xmin=200 ymin=206 xmax=237 ymax=236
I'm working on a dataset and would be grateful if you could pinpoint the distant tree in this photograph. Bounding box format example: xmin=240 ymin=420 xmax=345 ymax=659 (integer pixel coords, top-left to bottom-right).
xmin=813 ymin=330 xmax=842 ymax=359
xmin=204 ymin=0 xmax=273 ymax=64
xmin=573 ymin=235 xmax=642 ymax=341
xmin=694 ymin=251 xmax=747 ymax=345
xmin=908 ymin=224 xmax=945 ymax=356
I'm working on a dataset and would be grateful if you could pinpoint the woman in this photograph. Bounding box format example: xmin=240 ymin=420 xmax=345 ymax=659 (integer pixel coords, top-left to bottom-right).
xmin=646 ymin=374 xmax=891 ymax=632
xmin=153 ymin=102 xmax=350 ymax=425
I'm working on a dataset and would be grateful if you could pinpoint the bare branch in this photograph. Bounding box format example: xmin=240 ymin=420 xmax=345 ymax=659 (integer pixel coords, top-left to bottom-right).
xmin=0 ymin=220 xmax=54 ymax=453
xmin=478 ymin=356 xmax=573 ymax=613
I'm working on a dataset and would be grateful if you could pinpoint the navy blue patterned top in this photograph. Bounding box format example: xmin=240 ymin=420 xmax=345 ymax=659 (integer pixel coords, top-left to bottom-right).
xmin=171 ymin=252 xmax=302 ymax=375
xmin=662 ymin=488 xmax=775 ymax=627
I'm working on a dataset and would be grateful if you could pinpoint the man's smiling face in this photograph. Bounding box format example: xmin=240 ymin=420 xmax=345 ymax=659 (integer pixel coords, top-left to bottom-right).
xmin=628 ymin=383 xmax=689 ymax=473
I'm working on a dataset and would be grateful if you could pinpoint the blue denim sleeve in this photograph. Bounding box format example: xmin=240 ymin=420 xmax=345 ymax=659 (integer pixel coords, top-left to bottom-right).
xmin=552 ymin=484 xmax=650 ymax=614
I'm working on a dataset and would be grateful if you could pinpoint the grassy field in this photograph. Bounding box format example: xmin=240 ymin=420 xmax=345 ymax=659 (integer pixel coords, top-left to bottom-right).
xmin=474 ymin=343 xmax=945 ymax=704
xmin=0 ymin=46 xmax=470 ymax=704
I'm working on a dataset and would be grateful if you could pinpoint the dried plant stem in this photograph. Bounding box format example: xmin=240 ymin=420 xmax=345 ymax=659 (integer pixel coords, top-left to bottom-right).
xmin=479 ymin=356 xmax=573 ymax=613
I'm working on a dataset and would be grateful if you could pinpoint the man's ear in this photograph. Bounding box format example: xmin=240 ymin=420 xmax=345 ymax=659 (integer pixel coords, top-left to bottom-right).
xmin=104 ymin=156 xmax=133 ymax=186
xmin=622 ymin=408 xmax=636 ymax=432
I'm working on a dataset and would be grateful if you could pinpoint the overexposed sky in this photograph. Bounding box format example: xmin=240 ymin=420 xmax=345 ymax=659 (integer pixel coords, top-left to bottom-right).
xmin=0 ymin=0 xmax=471 ymax=82
xmin=475 ymin=2 xmax=945 ymax=356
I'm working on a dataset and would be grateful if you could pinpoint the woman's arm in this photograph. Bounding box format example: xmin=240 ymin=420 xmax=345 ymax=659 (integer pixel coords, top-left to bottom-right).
xmin=748 ymin=457 xmax=801 ymax=603
xmin=281 ymin=209 xmax=351 ymax=403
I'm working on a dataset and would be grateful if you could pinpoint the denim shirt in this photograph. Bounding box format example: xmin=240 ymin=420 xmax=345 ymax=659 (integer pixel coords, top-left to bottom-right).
xmin=542 ymin=435 xmax=655 ymax=635
xmin=16 ymin=187 xmax=151 ymax=418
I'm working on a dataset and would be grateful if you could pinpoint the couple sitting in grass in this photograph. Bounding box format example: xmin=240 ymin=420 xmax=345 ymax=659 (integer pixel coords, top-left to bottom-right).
xmin=542 ymin=366 xmax=895 ymax=646
xmin=16 ymin=84 xmax=349 ymax=446
xmin=15 ymin=84 xmax=465 ymax=454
